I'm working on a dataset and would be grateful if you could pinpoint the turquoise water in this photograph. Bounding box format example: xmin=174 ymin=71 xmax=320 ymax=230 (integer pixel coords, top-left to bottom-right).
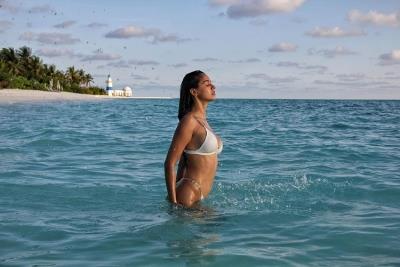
xmin=1 ymin=99 xmax=399 ymax=266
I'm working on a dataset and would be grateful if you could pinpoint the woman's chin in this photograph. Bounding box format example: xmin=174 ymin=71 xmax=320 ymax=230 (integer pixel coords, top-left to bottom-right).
xmin=202 ymin=94 xmax=216 ymax=102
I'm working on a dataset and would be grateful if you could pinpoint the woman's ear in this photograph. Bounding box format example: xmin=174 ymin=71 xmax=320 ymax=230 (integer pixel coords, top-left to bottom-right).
xmin=190 ymin=88 xmax=197 ymax=96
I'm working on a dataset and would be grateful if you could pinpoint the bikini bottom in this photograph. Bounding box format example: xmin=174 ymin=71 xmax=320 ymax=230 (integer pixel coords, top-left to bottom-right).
xmin=178 ymin=177 xmax=204 ymax=200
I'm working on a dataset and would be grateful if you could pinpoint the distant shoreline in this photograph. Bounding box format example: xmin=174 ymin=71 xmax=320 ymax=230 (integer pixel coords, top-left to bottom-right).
xmin=1 ymin=89 xmax=398 ymax=103
xmin=0 ymin=89 xmax=109 ymax=104
xmin=0 ymin=89 xmax=172 ymax=104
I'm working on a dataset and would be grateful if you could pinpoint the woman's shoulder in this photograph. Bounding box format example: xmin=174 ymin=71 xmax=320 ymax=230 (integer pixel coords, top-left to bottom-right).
xmin=178 ymin=113 xmax=198 ymax=129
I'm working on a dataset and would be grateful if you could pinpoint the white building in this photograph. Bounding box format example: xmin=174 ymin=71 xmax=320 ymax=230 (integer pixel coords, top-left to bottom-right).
xmin=123 ymin=86 xmax=133 ymax=97
xmin=105 ymin=75 xmax=133 ymax=97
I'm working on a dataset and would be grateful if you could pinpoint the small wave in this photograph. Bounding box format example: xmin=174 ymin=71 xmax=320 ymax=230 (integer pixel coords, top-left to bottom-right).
xmin=23 ymin=138 xmax=73 ymax=148
xmin=330 ymin=123 xmax=351 ymax=130
xmin=0 ymin=147 xmax=20 ymax=154
xmin=209 ymin=174 xmax=349 ymax=214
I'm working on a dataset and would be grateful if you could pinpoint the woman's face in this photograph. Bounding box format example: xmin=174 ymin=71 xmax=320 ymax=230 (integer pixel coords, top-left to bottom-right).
xmin=194 ymin=74 xmax=216 ymax=101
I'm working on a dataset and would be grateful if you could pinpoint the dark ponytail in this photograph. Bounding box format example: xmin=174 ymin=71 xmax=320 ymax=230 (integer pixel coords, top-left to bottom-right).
xmin=178 ymin=70 xmax=205 ymax=121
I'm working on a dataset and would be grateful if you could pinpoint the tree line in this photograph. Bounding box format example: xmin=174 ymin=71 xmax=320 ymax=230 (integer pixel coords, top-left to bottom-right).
xmin=0 ymin=46 xmax=106 ymax=95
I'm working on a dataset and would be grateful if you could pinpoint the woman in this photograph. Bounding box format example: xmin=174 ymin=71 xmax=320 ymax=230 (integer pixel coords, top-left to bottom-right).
xmin=164 ymin=70 xmax=223 ymax=207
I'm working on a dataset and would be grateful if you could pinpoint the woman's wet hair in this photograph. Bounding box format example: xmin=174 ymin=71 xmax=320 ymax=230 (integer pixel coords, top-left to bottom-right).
xmin=178 ymin=70 xmax=205 ymax=121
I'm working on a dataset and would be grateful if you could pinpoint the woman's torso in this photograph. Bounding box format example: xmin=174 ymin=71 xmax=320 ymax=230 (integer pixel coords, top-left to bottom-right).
xmin=180 ymin=116 xmax=222 ymax=197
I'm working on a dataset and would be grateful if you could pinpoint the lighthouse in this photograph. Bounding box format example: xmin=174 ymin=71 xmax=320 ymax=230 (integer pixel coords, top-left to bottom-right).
xmin=104 ymin=74 xmax=133 ymax=97
xmin=106 ymin=74 xmax=112 ymax=95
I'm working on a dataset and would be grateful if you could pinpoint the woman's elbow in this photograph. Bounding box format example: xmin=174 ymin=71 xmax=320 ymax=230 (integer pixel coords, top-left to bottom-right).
xmin=164 ymin=159 xmax=174 ymax=171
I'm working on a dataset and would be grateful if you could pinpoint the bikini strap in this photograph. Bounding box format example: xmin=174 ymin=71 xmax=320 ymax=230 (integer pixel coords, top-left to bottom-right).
xmin=193 ymin=116 xmax=207 ymax=129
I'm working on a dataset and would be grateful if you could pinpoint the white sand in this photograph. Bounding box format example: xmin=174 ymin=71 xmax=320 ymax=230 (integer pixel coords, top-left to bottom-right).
xmin=0 ymin=89 xmax=110 ymax=104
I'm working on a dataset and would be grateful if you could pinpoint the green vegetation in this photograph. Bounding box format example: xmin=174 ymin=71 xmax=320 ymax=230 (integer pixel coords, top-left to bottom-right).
xmin=0 ymin=46 xmax=106 ymax=95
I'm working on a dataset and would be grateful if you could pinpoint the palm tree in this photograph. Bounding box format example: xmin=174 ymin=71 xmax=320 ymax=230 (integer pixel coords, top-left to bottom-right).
xmin=18 ymin=46 xmax=32 ymax=58
xmin=0 ymin=61 xmax=7 ymax=73
xmin=0 ymin=47 xmax=18 ymax=63
xmin=84 ymin=73 xmax=93 ymax=87
xmin=17 ymin=46 xmax=32 ymax=68
xmin=0 ymin=60 xmax=9 ymax=86
xmin=66 ymin=66 xmax=78 ymax=85
xmin=0 ymin=47 xmax=20 ymax=75
xmin=46 ymin=64 xmax=56 ymax=77
xmin=42 ymin=64 xmax=49 ymax=81
xmin=55 ymin=70 xmax=64 ymax=82
xmin=78 ymin=69 xmax=85 ymax=87
xmin=7 ymin=61 xmax=21 ymax=76
xmin=28 ymin=56 xmax=43 ymax=80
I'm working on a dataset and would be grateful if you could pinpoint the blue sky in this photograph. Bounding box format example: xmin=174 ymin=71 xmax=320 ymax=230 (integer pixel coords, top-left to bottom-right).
xmin=1 ymin=0 xmax=399 ymax=98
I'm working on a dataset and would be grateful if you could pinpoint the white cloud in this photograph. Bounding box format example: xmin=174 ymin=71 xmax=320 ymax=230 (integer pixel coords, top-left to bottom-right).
xmin=1 ymin=1 xmax=55 ymax=14
xmin=37 ymin=32 xmax=80 ymax=45
xmin=54 ymin=20 xmax=76 ymax=29
xmin=384 ymin=72 xmax=400 ymax=80
xmin=209 ymin=0 xmax=306 ymax=19
xmin=0 ymin=0 xmax=21 ymax=13
xmin=105 ymin=25 xmax=156 ymax=39
xmin=193 ymin=57 xmax=220 ymax=62
xmin=314 ymin=79 xmax=389 ymax=88
xmin=81 ymin=52 xmax=121 ymax=62
xmin=131 ymin=74 xmax=150 ymax=80
xmin=335 ymin=73 xmax=365 ymax=82
xmin=28 ymin=4 xmax=54 ymax=14
xmin=229 ymin=58 xmax=261 ymax=63
xmin=170 ymin=63 xmax=188 ymax=68
xmin=106 ymin=60 xmax=131 ymax=68
xmin=19 ymin=32 xmax=80 ymax=45
xmin=152 ymin=34 xmax=192 ymax=44
xmin=269 ymin=42 xmax=297 ymax=52
xmin=105 ymin=25 xmax=190 ymax=44
xmin=306 ymin=26 xmax=366 ymax=37
xmin=86 ymin=22 xmax=108 ymax=28
xmin=275 ymin=61 xmax=299 ymax=67
xmin=379 ymin=50 xmax=400 ymax=65
xmin=128 ymin=59 xmax=159 ymax=66
xmin=192 ymin=57 xmax=259 ymax=63
xmin=208 ymin=0 xmax=240 ymax=6
xmin=246 ymin=73 xmax=299 ymax=83
xmin=348 ymin=10 xmax=400 ymax=27
xmin=275 ymin=61 xmax=327 ymax=73
xmin=36 ymin=48 xmax=79 ymax=58
xmin=308 ymin=46 xmax=357 ymax=58
xmin=0 ymin=20 xmax=12 ymax=32
xmin=102 ymin=59 xmax=160 ymax=68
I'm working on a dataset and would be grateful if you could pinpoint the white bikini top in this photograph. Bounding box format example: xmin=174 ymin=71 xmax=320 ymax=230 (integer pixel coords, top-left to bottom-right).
xmin=184 ymin=120 xmax=223 ymax=156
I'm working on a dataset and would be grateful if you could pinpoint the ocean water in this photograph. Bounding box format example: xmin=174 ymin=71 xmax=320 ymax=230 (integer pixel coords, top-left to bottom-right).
xmin=1 ymin=99 xmax=399 ymax=266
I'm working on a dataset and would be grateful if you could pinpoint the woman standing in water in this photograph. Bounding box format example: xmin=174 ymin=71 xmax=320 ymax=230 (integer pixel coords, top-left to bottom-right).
xmin=164 ymin=70 xmax=223 ymax=207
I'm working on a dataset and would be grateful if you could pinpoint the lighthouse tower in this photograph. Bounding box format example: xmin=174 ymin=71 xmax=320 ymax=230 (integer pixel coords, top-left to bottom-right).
xmin=106 ymin=74 xmax=113 ymax=96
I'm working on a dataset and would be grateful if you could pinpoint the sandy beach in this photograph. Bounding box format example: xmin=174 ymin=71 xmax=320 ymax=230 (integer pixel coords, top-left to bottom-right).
xmin=0 ymin=89 xmax=111 ymax=104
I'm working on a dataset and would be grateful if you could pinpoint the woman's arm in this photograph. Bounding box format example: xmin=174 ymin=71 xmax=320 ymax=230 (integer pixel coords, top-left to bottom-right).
xmin=164 ymin=116 xmax=196 ymax=204
xmin=176 ymin=155 xmax=187 ymax=183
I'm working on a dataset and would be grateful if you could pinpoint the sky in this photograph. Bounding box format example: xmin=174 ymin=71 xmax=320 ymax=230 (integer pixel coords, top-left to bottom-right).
xmin=1 ymin=0 xmax=399 ymax=99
